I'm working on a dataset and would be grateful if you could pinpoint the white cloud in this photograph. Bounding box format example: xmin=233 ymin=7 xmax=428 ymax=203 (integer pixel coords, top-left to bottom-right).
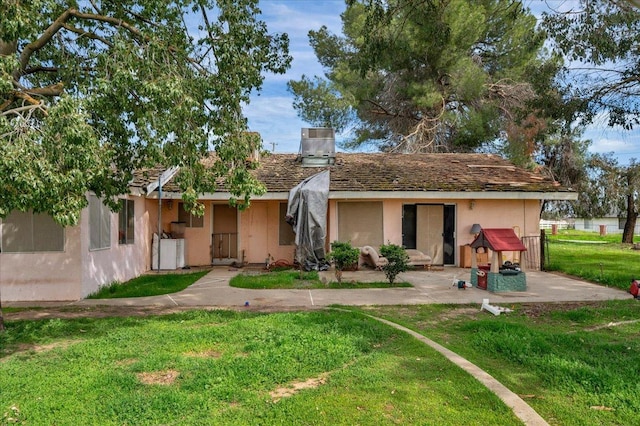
xmin=584 ymin=123 xmax=640 ymax=164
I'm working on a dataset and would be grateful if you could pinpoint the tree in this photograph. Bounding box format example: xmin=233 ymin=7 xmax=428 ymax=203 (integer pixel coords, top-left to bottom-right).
xmin=543 ymin=146 xmax=640 ymax=244
xmin=0 ymin=0 xmax=291 ymax=226
xmin=328 ymin=240 xmax=360 ymax=283
xmin=0 ymin=0 xmax=290 ymax=332
xmin=542 ymin=0 xmax=640 ymax=129
xmin=536 ymin=128 xmax=594 ymax=218
xmin=541 ymin=1 xmax=640 ymax=242
xmin=288 ymin=0 xmax=560 ymax=154
xmin=587 ymin=155 xmax=640 ymax=244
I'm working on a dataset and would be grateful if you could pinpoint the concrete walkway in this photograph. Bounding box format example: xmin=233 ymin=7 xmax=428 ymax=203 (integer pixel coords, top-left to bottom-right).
xmin=74 ymin=266 xmax=630 ymax=309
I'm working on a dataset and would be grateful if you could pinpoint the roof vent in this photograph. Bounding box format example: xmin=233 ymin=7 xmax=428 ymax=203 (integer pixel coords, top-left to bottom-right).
xmin=300 ymin=127 xmax=335 ymax=167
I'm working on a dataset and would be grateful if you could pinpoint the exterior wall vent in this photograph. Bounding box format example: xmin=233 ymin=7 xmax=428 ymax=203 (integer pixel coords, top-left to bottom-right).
xmin=300 ymin=127 xmax=335 ymax=167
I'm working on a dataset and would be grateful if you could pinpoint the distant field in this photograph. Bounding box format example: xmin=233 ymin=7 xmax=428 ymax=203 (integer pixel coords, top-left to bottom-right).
xmin=545 ymin=230 xmax=640 ymax=289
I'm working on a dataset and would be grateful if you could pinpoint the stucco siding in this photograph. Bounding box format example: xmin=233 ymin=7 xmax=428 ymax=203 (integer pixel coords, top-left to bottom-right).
xmin=0 ymin=225 xmax=83 ymax=301
xmin=81 ymin=196 xmax=150 ymax=298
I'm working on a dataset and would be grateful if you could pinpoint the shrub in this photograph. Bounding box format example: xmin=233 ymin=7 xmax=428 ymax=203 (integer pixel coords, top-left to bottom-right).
xmin=380 ymin=243 xmax=409 ymax=285
xmin=328 ymin=241 xmax=360 ymax=283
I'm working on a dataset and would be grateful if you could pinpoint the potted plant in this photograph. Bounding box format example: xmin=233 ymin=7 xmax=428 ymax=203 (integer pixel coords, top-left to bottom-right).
xmin=328 ymin=241 xmax=360 ymax=283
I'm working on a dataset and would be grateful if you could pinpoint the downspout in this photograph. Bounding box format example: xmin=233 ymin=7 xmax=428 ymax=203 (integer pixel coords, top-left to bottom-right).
xmin=157 ymin=174 xmax=162 ymax=273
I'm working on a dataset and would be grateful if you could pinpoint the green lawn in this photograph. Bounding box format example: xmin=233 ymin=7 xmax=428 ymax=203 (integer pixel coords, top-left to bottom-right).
xmin=0 ymin=310 xmax=518 ymax=425
xmin=87 ymin=270 xmax=209 ymax=298
xmin=545 ymin=230 xmax=640 ymax=290
xmin=230 ymin=270 xmax=412 ymax=289
xmin=361 ymin=299 xmax=640 ymax=426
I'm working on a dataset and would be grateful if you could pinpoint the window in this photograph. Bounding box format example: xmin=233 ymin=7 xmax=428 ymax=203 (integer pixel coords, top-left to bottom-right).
xmin=337 ymin=201 xmax=383 ymax=247
xmin=1 ymin=210 xmax=64 ymax=252
xmin=89 ymin=194 xmax=111 ymax=250
xmin=118 ymin=199 xmax=135 ymax=244
xmin=178 ymin=202 xmax=204 ymax=228
xmin=279 ymin=202 xmax=296 ymax=245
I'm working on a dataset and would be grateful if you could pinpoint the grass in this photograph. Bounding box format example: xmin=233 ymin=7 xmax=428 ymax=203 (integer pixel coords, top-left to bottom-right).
xmin=229 ymin=270 xmax=412 ymax=289
xmin=360 ymin=299 xmax=640 ymax=426
xmin=87 ymin=270 xmax=209 ymax=298
xmin=0 ymin=310 xmax=519 ymax=425
xmin=545 ymin=230 xmax=640 ymax=290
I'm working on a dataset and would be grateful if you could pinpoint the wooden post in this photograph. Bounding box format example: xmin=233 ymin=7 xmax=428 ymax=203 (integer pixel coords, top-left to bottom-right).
xmin=491 ymin=251 xmax=500 ymax=273
xmin=471 ymin=246 xmax=478 ymax=269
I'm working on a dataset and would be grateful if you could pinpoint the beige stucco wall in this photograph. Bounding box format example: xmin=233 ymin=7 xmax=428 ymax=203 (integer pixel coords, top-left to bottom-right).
xmin=0 ymin=224 xmax=83 ymax=302
xmin=146 ymin=196 xmax=542 ymax=268
xmin=81 ymin=195 xmax=150 ymax=298
xmin=327 ymin=197 xmax=541 ymax=266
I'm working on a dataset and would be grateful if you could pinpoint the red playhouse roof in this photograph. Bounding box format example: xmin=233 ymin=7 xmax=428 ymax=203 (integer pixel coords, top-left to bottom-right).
xmin=470 ymin=228 xmax=527 ymax=252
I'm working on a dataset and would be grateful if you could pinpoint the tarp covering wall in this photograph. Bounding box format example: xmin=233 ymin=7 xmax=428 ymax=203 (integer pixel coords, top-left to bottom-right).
xmin=285 ymin=170 xmax=330 ymax=271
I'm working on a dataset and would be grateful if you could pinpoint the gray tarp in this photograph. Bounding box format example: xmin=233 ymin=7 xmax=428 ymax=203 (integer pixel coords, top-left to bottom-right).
xmin=285 ymin=170 xmax=330 ymax=271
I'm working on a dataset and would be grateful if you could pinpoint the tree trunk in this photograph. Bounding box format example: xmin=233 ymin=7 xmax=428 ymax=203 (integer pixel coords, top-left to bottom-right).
xmin=0 ymin=303 xmax=5 ymax=332
xmin=622 ymin=193 xmax=638 ymax=244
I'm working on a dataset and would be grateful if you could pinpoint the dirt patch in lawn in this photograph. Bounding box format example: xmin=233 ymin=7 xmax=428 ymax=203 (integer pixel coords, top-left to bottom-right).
xmin=31 ymin=339 xmax=82 ymax=353
xmin=137 ymin=369 xmax=180 ymax=385
xmin=270 ymin=373 xmax=328 ymax=402
xmin=184 ymin=349 xmax=222 ymax=359
xmin=518 ymin=301 xmax=605 ymax=318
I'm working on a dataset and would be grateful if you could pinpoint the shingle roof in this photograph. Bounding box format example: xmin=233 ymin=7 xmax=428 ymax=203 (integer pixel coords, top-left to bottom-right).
xmin=254 ymin=153 xmax=567 ymax=193
xmin=130 ymin=166 xmax=165 ymax=193
xmin=134 ymin=152 xmax=570 ymax=195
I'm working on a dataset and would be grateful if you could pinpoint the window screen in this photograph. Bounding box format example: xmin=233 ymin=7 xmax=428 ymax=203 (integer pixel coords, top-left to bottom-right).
xmin=337 ymin=202 xmax=383 ymax=247
xmin=178 ymin=203 xmax=204 ymax=228
xmin=89 ymin=194 xmax=111 ymax=250
xmin=279 ymin=203 xmax=296 ymax=245
xmin=1 ymin=211 xmax=64 ymax=252
xmin=118 ymin=199 xmax=135 ymax=244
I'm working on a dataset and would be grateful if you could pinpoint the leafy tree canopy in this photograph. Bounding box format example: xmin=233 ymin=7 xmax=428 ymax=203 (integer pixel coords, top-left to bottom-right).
xmin=543 ymin=0 xmax=640 ymax=129
xmin=288 ymin=0 xmax=561 ymax=155
xmin=0 ymin=0 xmax=291 ymax=225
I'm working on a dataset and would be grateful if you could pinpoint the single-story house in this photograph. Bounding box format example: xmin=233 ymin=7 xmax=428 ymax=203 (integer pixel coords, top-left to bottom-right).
xmin=0 ymin=144 xmax=577 ymax=302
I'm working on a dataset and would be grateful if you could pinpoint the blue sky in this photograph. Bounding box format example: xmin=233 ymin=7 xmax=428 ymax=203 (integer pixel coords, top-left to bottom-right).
xmin=243 ymin=0 xmax=640 ymax=164
xmin=243 ymin=0 xmax=346 ymax=154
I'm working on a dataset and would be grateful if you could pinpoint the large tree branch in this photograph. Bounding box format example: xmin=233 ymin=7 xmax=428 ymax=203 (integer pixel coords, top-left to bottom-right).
xmin=364 ymin=99 xmax=421 ymax=121
xmin=590 ymin=75 xmax=640 ymax=99
xmin=15 ymin=8 xmax=143 ymax=80
xmin=15 ymin=9 xmax=74 ymax=79
xmin=62 ymin=23 xmax=112 ymax=47
xmin=1 ymin=103 xmax=47 ymax=117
